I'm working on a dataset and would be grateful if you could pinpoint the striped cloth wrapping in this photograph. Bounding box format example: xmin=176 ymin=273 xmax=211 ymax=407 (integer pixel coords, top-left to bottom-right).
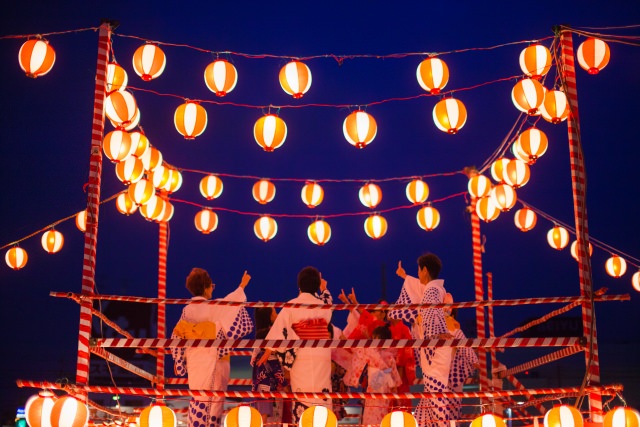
xmin=292 ymin=318 xmax=331 ymax=339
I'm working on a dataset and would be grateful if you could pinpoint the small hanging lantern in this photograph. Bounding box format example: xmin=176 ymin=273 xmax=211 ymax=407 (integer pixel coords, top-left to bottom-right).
xmin=76 ymin=210 xmax=87 ymax=232
xmin=416 ymin=206 xmax=440 ymax=231
xmin=252 ymin=179 xmax=276 ymax=204
xmin=105 ymin=91 xmax=138 ymax=129
xmin=301 ymin=182 xmax=324 ymax=208
xmin=103 ymin=130 xmax=133 ymax=163
xmin=159 ymin=200 xmax=174 ymax=222
xmin=115 ymin=155 xmax=145 ymax=185
xmin=577 ymin=38 xmax=610 ymax=75
xmin=166 ymin=169 xmax=183 ymax=193
xmin=204 ymin=59 xmax=238 ymax=97
xmin=308 ymin=220 xmax=331 ymax=246
xmin=224 ymin=405 xmax=263 ymax=427
xmin=128 ymin=178 xmax=156 ymax=206
xmin=200 ymin=175 xmax=224 ymax=200
xmin=109 ymin=107 xmax=140 ymax=132
xmin=116 ymin=192 xmax=138 ymax=215
xmin=19 ymin=39 xmax=56 ymax=78
xmin=433 ymin=97 xmax=467 ymax=134
xmin=106 ymin=62 xmax=128 ymax=93
xmin=512 ymin=78 xmax=546 ymax=115
xmin=513 ymin=207 xmax=537 ymax=232
xmin=279 ymin=60 xmax=312 ymax=98
xmin=540 ymin=90 xmax=570 ymax=124
xmin=130 ymin=130 xmax=150 ymax=158
xmin=358 ymin=183 xmax=382 ymax=208
xmin=416 ymin=57 xmax=449 ymax=94
xmin=343 ymin=110 xmax=377 ymax=148
xmin=570 ymin=240 xmax=593 ymax=261
xmin=490 ymin=183 xmax=517 ymax=211
xmin=475 ymin=196 xmax=500 ymax=223
xmin=5 ymin=246 xmax=28 ymax=270
xmin=364 ymin=214 xmax=388 ymax=239
xmin=132 ymin=44 xmax=166 ymax=81
xmin=514 ymin=127 xmax=548 ymax=164
xmin=467 ymin=174 xmax=492 ymax=198
xmin=381 ymin=411 xmax=418 ymax=427
xmin=139 ymin=195 xmax=165 ymax=221
xmin=254 ymin=113 xmax=287 ymax=152
xmin=405 ymin=179 xmax=429 ymax=204
xmin=25 ymin=390 xmax=57 ymax=427
xmin=49 ymin=396 xmax=89 ymax=427
xmin=603 ymin=407 xmax=640 ymax=427
xmin=503 ymin=158 xmax=530 ymax=188
xmin=174 ymin=101 xmax=208 ymax=139
xmin=140 ymin=146 xmax=163 ymax=173
xmin=138 ymin=402 xmax=176 ymax=427
xmin=298 ymin=406 xmax=337 ymax=427
xmin=254 ymin=216 xmax=278 ymax=242
xmin=519 ymin=44 xmax=552 ymax=79
xmin=471 ymin=414 xmax=507 ymax=427
xmin=41 ymin=229 xmax=64 ymax=254
xmin=605 ymin=255 xmax=627 ymax=278
xmin=632 ymin=271 xmax=640 ymax=292
xmin=195 ymin=209 xmax=219 ymax=234
xmin=547 ymin=225 xmax=570 ymax=250
xmin=149 ymin=165 xmax=171 ymax=190
xmin=544 ymin=405 xmax=584 ymax=427
xmin=490 ymin=157 xmax=510 ymax=183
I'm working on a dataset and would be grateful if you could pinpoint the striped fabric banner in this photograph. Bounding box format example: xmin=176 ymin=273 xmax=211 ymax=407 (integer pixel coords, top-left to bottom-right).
xmin=156 ymin=218 xmax=168 ymax=390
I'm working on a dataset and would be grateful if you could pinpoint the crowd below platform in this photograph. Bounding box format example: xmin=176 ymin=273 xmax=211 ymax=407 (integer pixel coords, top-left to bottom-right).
xmin=171 ymin=253 xmax=479 ymax=427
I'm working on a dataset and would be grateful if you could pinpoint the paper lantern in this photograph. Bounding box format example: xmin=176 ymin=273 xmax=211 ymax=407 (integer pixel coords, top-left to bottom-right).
xmin=130 ymin=130 xmax=150 ymax=158
xmin=514 ymin=207 xmax=537 ymax=232
xmin=195 ymin=209 xmax=219 ymax=234
xmin=105 ymin=91 xmax=138 ymax=129
xmin=359 ymin=183 xmax=382 ymax=208
xmin=544 ymin=405 xmax=583 ymax=427
xmin=5 ymin=247 xmax=28 ymax=270
xmin=577 ymin=38 xmax=610 ymax=74
xmin=547 ymin=225 xmax=570 ymax=250
xmin=301 ymin=182 xmax=324 ymax=208
xmin=159 ymin=200 xmax=174 ymax=222
xmin=110 ymin=107 xmax=140 ymax=131
xmin=632 ymin=271 xmax=640 ymax=292
xmin=490 ymin=157 xmax=510 ymax=183
xmin=200 ymin=175 xmax=224 ymax=200
xmin=468 ymin=174 xmax=492 ymax=198
xmin=76 ymin=210 xmax=87 ymax=232
xmin=204 ymin=59 xmax=238 ymax=96
xmin=116 ymin=192 xmax=138 ymax=215
xmin=25 ymin=390 xmax=56 ymax=427
xmin=540 ymin=90 xmax=570 ymax=124
xmin=381 ymin=411 xmax=417 ymax=427
xmin=603 ymin=407 xmax=640 ymax=427
xmin=149 ymin=165 xmax=171 ymax=189
xmin=519 ymin=44 xmax=552 ymax=79
xmin=140 ymin=146 xmax=163 ymax=173
xmin=471 ymin=414 xmax=507 ymax=427
xmin=254 ymin=114 xmax=287 ymax=152
xmin=139 ymin=195 xmax=165 ymax=221
xmin=475 ymin=196 xmax=500 ymax=223
xmin=490 ymin=183 xmax=517 ymax=211
xmin=103 ymin=130 xmax=133 ymax=163
xmin=138 ymin=402 xmax=176 ymax=427
xmin=298 ymin=406 xmax=337 ymax=427
xmin=252 ymin=179 xmax=276 ymax=204
xmin=433 ymin=97 xmax=467 ymax=134
xmin=19 ymin=39 xmax=56 ymax=78
xmin=224 ymin=405 xmax=263 ymax=427
xmin=106 ymin=62 xmax=128 ymax=93
xmin=405 ymin=179 xmax=429 ymax=204
xmin=308 ymin=220 xmax=331 ymax=246
xmin=416 ymin=57 xmax=449 ymax=94
xmin=50 ymin=396 xmax=89 ymax=427
xmin=511 ymin=78 xmax=546 ymax=115
xmin=416 ymin=206 xmax=440 ymax=231
xmin=343 ymin=110 xmax=377 ymax=148
xmin=503 ymin=159 xmax=530 ymax=188
xmin=115 ymin=156 xmax=144 ymax=184
xmin=514 ymin=128 xmax=548 ymax=164
xmin=41 ymin=230 xmax=64 ymax=254
xmin=279 ymin=60 xmax=312 ymax=98
xmin=254 ymin=216 xmax=278 ymax=242
xmin=128 ymin=179 xmax=156 ymax=206
xmin=605 ymin=255 xmax=627 ymax=278
xmin=570 ymin=240 xmax=593 ymax=261
xmin=132 ymin=44 xmax=166 ymax=81
xmin=166 ymin=169 xmax=183 ymax=194
xmin=174 ymin=101 xmax=207 ymax=139
xmin=364 ymin=214 xmax=388 ymax=239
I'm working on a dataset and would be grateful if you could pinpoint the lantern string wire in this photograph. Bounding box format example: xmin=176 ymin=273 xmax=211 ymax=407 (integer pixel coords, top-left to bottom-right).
xmin=0 ymin=26 xmax=100 ymax=40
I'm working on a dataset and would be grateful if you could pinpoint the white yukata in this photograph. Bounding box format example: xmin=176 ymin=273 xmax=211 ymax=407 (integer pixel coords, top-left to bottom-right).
xmin=265 ymin=290 xmax=333 ymax=423
xmin=446 ymin=317 xmax=478 ymax=423
xmin=172 ymin=287 xmax=254 ymax=427
xmin=388 ymin=276 xmax=451 ymax=427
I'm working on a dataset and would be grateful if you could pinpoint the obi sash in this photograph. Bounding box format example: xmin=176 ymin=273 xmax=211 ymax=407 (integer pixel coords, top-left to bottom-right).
xmin=292 ymin=318 xmax=330 ymax=339
xmin=172 ymin=320 xmax=217 ymax=339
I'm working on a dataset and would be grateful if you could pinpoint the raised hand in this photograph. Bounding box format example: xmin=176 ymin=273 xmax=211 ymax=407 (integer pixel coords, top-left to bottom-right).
xmin=239 ymin=270 xmax=251 ymax=288
xmin=396 ymin=261 xmax=407 ymax=279
xmin=347 ymin=287 xmax=358 ymax=304
xmin=338 ymin=289 xmax=349 ymax=304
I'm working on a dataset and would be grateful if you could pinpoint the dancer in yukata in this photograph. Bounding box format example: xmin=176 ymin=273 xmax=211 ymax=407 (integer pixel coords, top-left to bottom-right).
xmin=171 ymin=268 xmax=254 ymax=427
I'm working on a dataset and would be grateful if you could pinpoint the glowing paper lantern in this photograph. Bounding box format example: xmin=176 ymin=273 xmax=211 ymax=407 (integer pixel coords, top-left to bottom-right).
xmin=519 ymin=44 xmax=552 ymax=79
xmin=471 ymin=414 xmax=507 ymax=427
xmin=547 ymin=225 xmax=570 ymax=250
xmin=174 ymin=101 xmax=208 ymax=139
xmin=115 ymin=155 xmax=144 ymax=184
xmin=570 ymin=240 xmax=593 ymax=261
xmin=605 ymin=255 xmax=627 ymax=278
xmin=224 ymin=405 xmax=263 ymax=427
xmin=138 ymin=402 xmax=176 ymax=427
xmin=130 ymin=130 xmax=150 ymax=158
xmin=301 ymin=182 xmax=324 ymax=208
xmin=19 ymin=39 xmax=56 ymax=78
xmin=25 ymin=390 xmax=56 ymax=427
xmin=380 ymin=411 xmax=418 ymax=427
xmin=254 ymin=216 xmax=278 ymax=242
xmin=405 ymin=179 xmax=429 ymax=204
xmin=204 ymin=59 xmax=238 ymax=96
xmin=490 ymin=157 xmax=510 ymax=183
xmin=577 ymin=38 xmax=610 ymax=74
xmin=544 ymin=405 xmax=584 ymax=427
xmin=110 ymin=107 xmax=140 ymax=131
xmin=49 ymin=396 xmax=89 ymax=427
xmin=475 ymin=196 xmax=500 ymax=223
xmin=103 ymin=130 xmax=133 ymax=163
xmin=116 ymin=192 xmax=138 ymax=215
xmin=511 ymin=78 xmax=546 ymax=115
xmin=139 ymin=195 xmax=165 ymax=221
xmin=514 ymin=128 xmax=548 ymax=164
xmin=105 ymin=91 xmax=138 ymax=129
xmin=128 ymin=178 xmax=156 ymax=206
xmin=343 ymin=110 xmax=377 ymax=148
xmin=106 ymin=62 xmax=128 ymax=93
xmin=364 ymin=214 xmax=388 ymax=239
xmin=468 ymin=174 xmax=492 ymax=198
xmin=358 ymin=183 xmax=382 ymax=208
xmin=140 ymin=146 xmax=163 ymax=173
xmin=200 ymin=175 xmax=224 ymax=200
xmin=166 ymin=168 xmax=183 ymax=193
xmin=76 ymin=210 xmax=87 ymax=232
xmin=632 ymin=271 xmax=640 ymax=292
xmin=603 ymin=407 xmax=640 ymax=427
xmin=41 ymin=230 xmax=64 ymax=254
xmin=195 ymin=209 xmax=219 ymax=234
xmin=252 ymin=179 xmax=276 ymax=204
xmin=308 ymin=220 xmax=331 ymax=246
xmin=416 ymin=206 xmax=440 ymax=231
xmin=490 ymin=183 xmax=517 ymax=211
xmin=540 ymin=90 xmax=570 ymax=124
xmin=254 ymin=114 xmax=287 ymax=152
xmin=503 ymin=159 xmax=530 ymax=188
xmin=514 ymin=207 xmax=537 ymax=232
xmin=132 ymin=44 xmax=166 ymax=81
xmin=416 ymin=57 xmax=449 ymax=94
xmin=5 ymin=247 xmax=28 ymax=270
xmin=298 ymin=405 xmax=337 ymax=427
xmin=159 ymin=200 xmax=174 ymax=222
xmin=279 ymin=60 xmax=312 ymax=98
xmin=150 ymin=165 xmax=171 ymax=189
xmin=433 ymin=97 xmax=467 ymax=134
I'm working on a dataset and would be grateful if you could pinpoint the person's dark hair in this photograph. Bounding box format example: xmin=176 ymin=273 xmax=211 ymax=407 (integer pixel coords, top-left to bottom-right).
xmin=372 ymin=325 xmax=392 ymax=340
xmin=450 ymin=307 xmax=459 ymax=320
xmin=298 ymin=266 xmax=321 ymax=294
xmin=186 ymin=268 xmax=212 ymax=297
xmin=255 ymin=306 xmax=274 ymax=339
xmin=417 ymin=253 xmax=442 ymax=279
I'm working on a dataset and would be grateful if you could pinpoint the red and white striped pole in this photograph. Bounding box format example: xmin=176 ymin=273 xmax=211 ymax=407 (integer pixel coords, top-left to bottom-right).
xmin=156 ymin=216 xmax=168 ymax=389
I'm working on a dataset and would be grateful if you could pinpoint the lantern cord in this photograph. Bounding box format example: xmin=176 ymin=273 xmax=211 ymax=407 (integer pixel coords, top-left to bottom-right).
xmin=0 ymin=26 xmax=100 ymax=40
